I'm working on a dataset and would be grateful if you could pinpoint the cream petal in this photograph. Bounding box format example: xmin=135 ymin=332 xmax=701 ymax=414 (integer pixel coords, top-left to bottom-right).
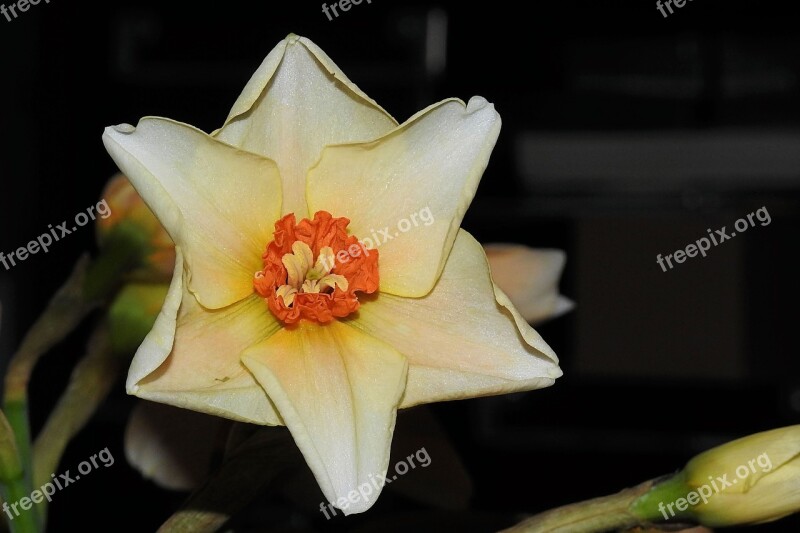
xmin=213 ymin=35 xmax=398 ymax=219
xmin=308 ymin=97 xmax=501 ymax=298
xmin=125 ymin=246 xmax=185 ymax=392
xmin=242 ymin=321 xmax=408 ymax=514
xmin=127 ymin=251 xmax=282 ymax=425
xmin=349 ymin=230 xmax=561 ymax=408
xmin=484 ymin=244 xmax=574 ymax=324
xmin=103 ymin=117 xmax=282 ymax=309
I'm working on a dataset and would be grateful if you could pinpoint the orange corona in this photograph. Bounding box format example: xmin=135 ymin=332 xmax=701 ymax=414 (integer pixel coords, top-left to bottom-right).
xmin=254 ymin=211 xmax=379 ymax=324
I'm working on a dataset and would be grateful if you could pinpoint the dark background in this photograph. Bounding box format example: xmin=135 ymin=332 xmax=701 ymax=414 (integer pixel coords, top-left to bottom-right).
xmin=1 ymin=0 xmax=799 ymax=531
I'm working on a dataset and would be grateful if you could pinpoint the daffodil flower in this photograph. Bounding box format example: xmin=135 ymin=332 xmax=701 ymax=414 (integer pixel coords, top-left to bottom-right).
xmin=103 ymin=34 xmax=561 ymax=513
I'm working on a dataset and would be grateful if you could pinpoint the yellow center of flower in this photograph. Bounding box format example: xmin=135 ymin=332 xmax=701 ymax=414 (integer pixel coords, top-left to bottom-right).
xmin=253 ymin=211 xmax=380 ymax=324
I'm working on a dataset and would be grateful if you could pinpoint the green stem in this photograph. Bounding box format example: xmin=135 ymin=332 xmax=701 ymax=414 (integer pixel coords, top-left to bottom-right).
xmin=0 ymin=497 xmax=7 ymax=533
xmin=0 ymin=404 xmax=28 ymax=495
xmin=629 ymin=471 xmax=693 ymax=522
xmin=2 ymin=256 xmax=95 ymax=530
xmin=1 ymin=477 xmax=39 ymax=533
xmin=0 ymin=410 xmax=34 ymax=533
xmin=0 ymin=409 xmax=32 ymax=533
xmin=0 ymin=219 xmax=150 ymax=531
xmin=498 ymin=480 xmax=657 ymax=533
xmin=32 ymin=323 xmax=120 ymax=522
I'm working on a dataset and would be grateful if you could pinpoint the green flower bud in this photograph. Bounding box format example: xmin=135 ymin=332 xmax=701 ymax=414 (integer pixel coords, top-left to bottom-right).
xmin=96 ymin=174 xmax=175 ymax=283
xmin=684 ymin=425 xmax=800 ymax=526
xmin=108 ymin=283 xmax=170 ymax=357
xmin=631 ymin=425 xmax=800 ymax=527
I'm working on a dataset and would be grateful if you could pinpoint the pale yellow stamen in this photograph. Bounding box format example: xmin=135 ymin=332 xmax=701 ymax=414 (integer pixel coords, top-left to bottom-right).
xmin=276 ymin=285 xmax=298 ymax=307
xmin=275 ymin=242 xmax=349 ymax=307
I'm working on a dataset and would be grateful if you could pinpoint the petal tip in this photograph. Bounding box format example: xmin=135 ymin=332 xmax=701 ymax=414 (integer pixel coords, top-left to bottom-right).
xmin=554 ymin=296 xmax=575 ymax=316
xmin=338 ymin=496 xmax=377 ymax=516
xmin=108 ymin=123 xmax=136 ymax=135
xmin=466 ymin=96 xmax=491 ymax=113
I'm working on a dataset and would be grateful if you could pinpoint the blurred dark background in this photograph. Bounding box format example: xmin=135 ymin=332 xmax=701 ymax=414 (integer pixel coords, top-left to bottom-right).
xmin=1 ymin=0 xmax=799 ymax=531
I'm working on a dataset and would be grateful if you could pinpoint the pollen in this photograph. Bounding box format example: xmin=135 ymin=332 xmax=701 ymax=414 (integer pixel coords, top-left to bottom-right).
xmin=253 ymin=211 xmax=379 ymax=324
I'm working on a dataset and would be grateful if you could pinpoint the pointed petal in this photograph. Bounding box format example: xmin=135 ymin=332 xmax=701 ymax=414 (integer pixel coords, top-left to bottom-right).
xmin=484 ymin=244 xmax=574 ymax=324
xmin=103 ymin=117 xmax=282 ymax=309
xmin=214 ymin=35 xmax=398 ymax=218
xmin=127 ymin=249 xmax=282 ymax=425
xmin=350 ymin=230 xmax=561 ymax=408
xmin=308 ymin=97 xmax=501 ymax=297
xmin=242 ymin=321 xmax=408 ymax=514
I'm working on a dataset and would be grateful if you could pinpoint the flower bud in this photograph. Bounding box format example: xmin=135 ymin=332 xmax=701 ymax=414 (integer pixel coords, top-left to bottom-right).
xmin=631 ymin=425 xmax=800 ymax=527
xmin=96 ymin=173 xmax=175 ymax=283
xmin=108 ymin=283 xmax=170 ymax=357
xmin=683 ymin=425 xmax=800 ymax=526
